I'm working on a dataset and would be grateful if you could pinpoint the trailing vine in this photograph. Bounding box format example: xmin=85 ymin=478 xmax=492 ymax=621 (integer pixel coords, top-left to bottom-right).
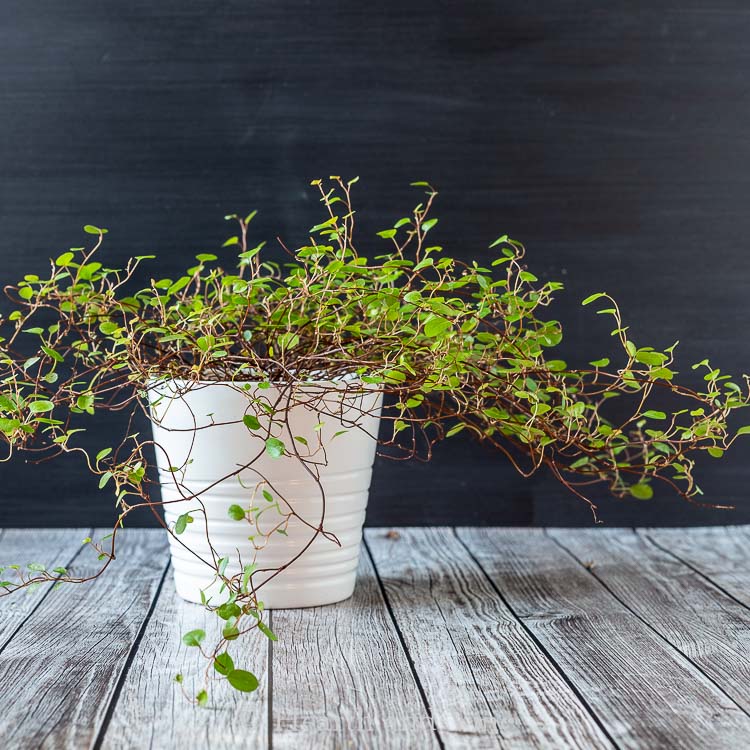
xmin=0 ymin=177 xmax=748 ymax=702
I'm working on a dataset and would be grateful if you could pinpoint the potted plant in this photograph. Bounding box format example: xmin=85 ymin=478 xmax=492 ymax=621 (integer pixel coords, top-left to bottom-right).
xmin=1 ymin=177 xmax=748 ymax=702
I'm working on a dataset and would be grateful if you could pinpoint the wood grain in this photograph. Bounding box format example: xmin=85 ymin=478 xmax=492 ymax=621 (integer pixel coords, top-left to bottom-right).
xmin=458 ymin=527 xmax=750 ymax=749
xmin=646 ymin=526 xmax=750 ymax=609
xmin=1 ymin=527 xmax=750 ymax=747
xmin=271 ymin=547 xmax=438 ymax=749
xmin=0 ymin=527 xmax=90 ymax=649
xmin=100 ymin=565 xmax=269 ymax=750
xmin=0 ymin=529 xmax=169 ymax=749
xmin=365 ymin=527 xmax=611 ymax=749
xmin=548 ymin=528 xmax=750 ymax=714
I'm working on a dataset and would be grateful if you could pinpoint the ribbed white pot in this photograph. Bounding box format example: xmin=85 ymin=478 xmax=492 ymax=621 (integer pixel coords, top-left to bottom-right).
xmin=148 ymin=380 xmax=382 ymax=609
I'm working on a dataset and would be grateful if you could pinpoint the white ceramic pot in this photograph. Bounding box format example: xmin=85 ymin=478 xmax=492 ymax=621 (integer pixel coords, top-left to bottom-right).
xmin=148 ymin=380 xmax=382 ymax=609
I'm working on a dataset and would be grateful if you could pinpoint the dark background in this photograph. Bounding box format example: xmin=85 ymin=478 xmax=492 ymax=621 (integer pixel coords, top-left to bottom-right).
xmin=1 ymin=1 xmax=748 ymax=527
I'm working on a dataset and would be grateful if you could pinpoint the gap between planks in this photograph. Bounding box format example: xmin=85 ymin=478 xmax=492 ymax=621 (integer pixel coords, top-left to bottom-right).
xmin=365 ymin=527 xmax=612 ymax=750
xmin=457 ymin=527 xmax=750 ymax=750
xmin=2 ymin=527 xmax=750 ymax=750
xmin=547 ymin=527 xmax=750 ymax=718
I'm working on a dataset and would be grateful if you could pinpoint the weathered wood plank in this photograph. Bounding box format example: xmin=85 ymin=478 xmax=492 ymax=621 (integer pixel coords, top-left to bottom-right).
xmin=100 ymin=565 xmax=269 ymax=750
xmin=0 ymin=529 xmax=169 ymax=750
xmin=458 ymin=528 xmax=750 ymax=750
xmin=548 ymin=528 xmax=750 ymax=715
xmin=0 ymin=528 xmax=90 ymax=648
xmin=366 ymin=527 xmax=611 ymax=749
xmin=271 ymin=546 xmax=438 ymax=750
xmin=646 ymin=526 xmax=750 ymax=609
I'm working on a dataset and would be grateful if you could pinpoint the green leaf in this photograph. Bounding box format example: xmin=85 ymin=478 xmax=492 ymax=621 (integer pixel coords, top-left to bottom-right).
xmin=651 ymin=367 xmax=674 ymax=381
xmin=546 ymin=360 xmax=567 ymax=372
xmin=278 ymin=332 xmax=300 ymax=350
xmin=28 ymin=400 xmax=54 ymax=414
xmin=309 ymin=216 xmax=337 ymax=233
xmin=216 ymin=601 xmax=241 ymax=620
xmin=77 ymin=393 xmax=95 ymax=411
xmin=421 ymin=218 xmax=438 ymax=232
xmin=218 ymin=557 xmax=229 ymax=577
xmin=569 ymin=457 xmax=590 ymax=470
xmin=265 ymin=437 xmax=285 ymax=458
xmin=581 ymin=292 xmax=606 ymax=306
xmin=174 ymin=513 xmax=192 ymax=535
xmin=83 ymin=224 xmax=108 ymax=235
xmin=99 ymin=321 xmax=119 ymax=335
xmin=636 ymin=350 xmax=667 ymax=367
xmin=196 ymin=690 xmax=208 ymax=707
xmin=182 ymin=630 xmax=206 ymax=646
xmin=0 ymin=418 xmax=20 ymax=434
xmin=423 ymin=315 xmax=451 ymax=338
xmin=214 ymin=652 xmax=235 ymax=676
xmin=642 ymin=410 xmax=666 ymax=420
xmin=27 ymin=562 xmax=46 ymax=572
xmin=55 ymin=252 xmax=75 ymax=267
xmin=96 ymin=447 xmax=112 ymax=462
xmin=707 ymin=447 xmax=724 ymax=458
xmin=630 ymin=483 xmax=654 ymax=500
xmin=0 ymin=394 xmax=16 ymax=411
xmin=736 ymin=426 xmax=750 ymax=437
xmin=227 ymin=504 xmax=245 ymax=521
xmin=182 ymin=629 xmax=206 ymax=647
xmin=98 ymin=471 xmax=112 ymax=489
xmin=18 ymin=286 xmax=34 ymax=300
xmin=227 ymin=669 xmax=259 ymax=693
xmin=257 ymin=621 xmax=278 ymax=641
xmin=241 ymin=563 xmax=257 ymax=593
xmin=589 ymin=358 xmax=610 ymax=368
xmin=377 ymin=229 xmax=397 ymax=239
xmin=243 ymin=414 xmax=261 ymax=431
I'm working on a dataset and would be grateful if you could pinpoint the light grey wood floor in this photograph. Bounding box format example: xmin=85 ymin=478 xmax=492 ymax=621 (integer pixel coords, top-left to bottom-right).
xmin=1 ymin=527 xmax=749 ymax=749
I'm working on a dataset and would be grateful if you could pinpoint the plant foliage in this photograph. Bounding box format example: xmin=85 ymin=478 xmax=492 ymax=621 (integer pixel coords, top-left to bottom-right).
xmin=0 ymin=177 xmax=748 ymax=701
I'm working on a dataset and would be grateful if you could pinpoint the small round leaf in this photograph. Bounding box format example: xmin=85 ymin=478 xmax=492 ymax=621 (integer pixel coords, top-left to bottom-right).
xmin=182 ymin=629 xmax=206 ymax=647
xmin=227 ymin=669 xmax=259 ymax=693
xmin=214 ymin=652 xmax=235 ymax=676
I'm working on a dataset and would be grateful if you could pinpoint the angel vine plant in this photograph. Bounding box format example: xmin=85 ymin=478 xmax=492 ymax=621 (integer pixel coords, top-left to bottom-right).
xmin=0 ymin=177 xmax=748 ymax=702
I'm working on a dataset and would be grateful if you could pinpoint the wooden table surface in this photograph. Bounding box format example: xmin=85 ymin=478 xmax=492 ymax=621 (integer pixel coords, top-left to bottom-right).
xmin=1 ymin=527 xmax=749 ymax=749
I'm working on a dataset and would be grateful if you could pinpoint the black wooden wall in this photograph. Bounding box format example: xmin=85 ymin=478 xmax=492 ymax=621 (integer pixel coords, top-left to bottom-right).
xmin=1 ymin=1 xmax=748 ymax=527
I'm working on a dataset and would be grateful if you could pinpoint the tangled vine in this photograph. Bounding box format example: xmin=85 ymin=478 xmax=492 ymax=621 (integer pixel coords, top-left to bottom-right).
xmin=0 ymin=177 xmax=748 ymax=702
